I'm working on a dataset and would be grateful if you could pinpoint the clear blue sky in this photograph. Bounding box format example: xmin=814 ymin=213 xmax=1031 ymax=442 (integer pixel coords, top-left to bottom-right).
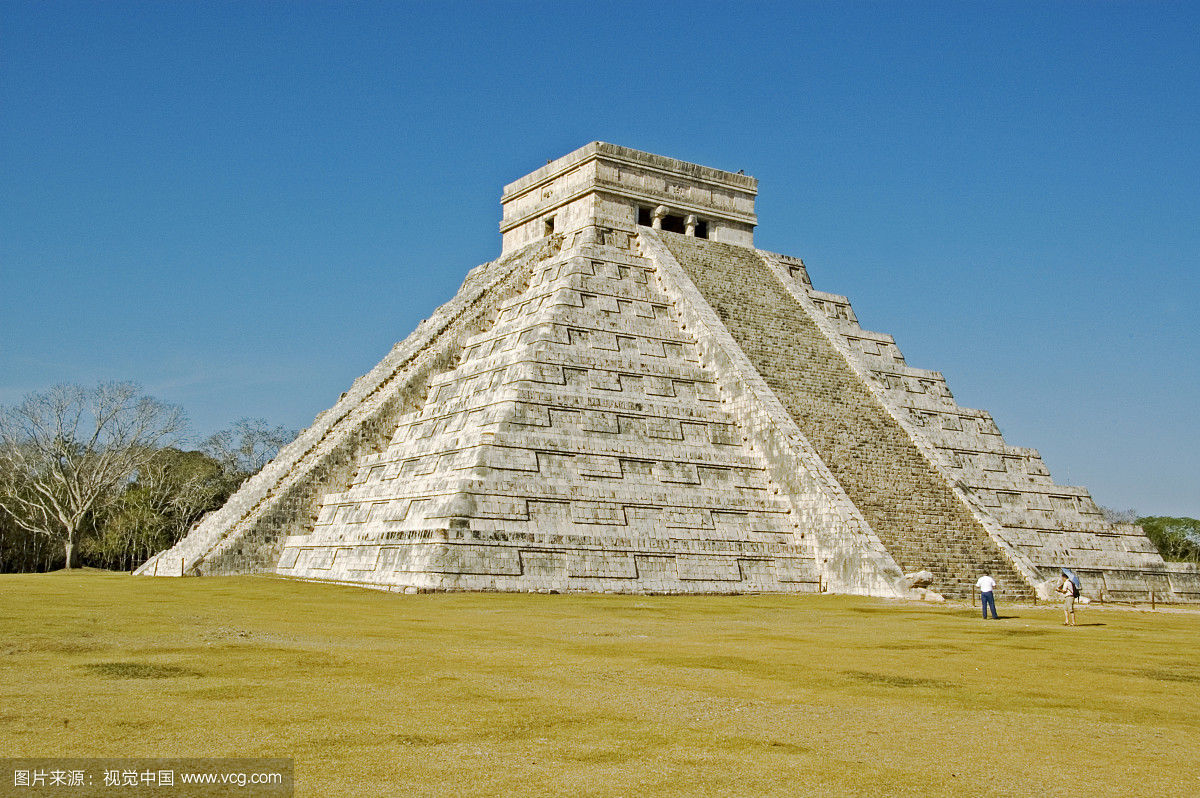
xmin=2 ymin=1 xmax=1197 ymax=516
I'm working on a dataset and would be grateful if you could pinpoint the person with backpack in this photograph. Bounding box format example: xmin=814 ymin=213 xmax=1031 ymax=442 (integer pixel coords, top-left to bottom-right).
xmin=1058 ymin=574 xmax=1078 ymax=626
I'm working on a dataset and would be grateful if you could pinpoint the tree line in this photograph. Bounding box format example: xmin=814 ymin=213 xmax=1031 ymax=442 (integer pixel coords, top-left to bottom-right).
xmin=1137 ymin=517 xmax=1200 ymax=564
xmin=0 ymin=382 xmax=295 ymax=573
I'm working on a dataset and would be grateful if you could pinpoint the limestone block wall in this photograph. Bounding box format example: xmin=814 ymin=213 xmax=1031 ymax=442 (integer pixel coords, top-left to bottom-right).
xmin=277 ymin=228 xmax=824 ymax=593
xmin=771 ymin=256 xmax=1188 ymax=601
xmin=1162 ymin=562 xmax=1200 ymax=601
xmin=655 ymin=232 xmax=1034 ymax=600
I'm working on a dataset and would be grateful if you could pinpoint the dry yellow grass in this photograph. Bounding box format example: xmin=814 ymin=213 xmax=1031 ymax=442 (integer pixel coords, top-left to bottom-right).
xmin=2 ymin=571 xmax=1198 ymax=797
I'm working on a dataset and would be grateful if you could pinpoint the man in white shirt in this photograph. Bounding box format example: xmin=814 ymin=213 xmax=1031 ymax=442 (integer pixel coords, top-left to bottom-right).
xmin=976 ymin=574 xmax=998 ymax=619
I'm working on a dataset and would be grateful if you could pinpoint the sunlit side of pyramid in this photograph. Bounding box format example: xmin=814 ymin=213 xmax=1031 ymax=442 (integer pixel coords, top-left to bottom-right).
xmin=138 ymin=143 xmax=1199 ymax=602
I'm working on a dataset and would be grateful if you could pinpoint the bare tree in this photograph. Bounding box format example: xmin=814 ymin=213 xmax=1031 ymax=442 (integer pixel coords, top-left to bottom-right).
xmin=0 ymin=382 xmax=184 ymax=569
xmin=1101 ymin=506 xmax=1140 ymax=524
xmin=202 ymin=417 xmax=296 ymax=478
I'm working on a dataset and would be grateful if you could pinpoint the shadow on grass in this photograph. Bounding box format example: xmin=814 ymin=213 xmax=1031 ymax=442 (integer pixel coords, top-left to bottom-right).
xmin=79 ymin=662 xmax=201 ymax=679
xmin=1136 ymin=669 xmax=1200 ymax=683
xmin=955 ymin=609 xmax=1026 ymax=622
xmin=842 ymin=670 xmax=957 ymax=689
xmin=876 ymin=642 xmax=968 ymax=653
xmin=848 ymin=607 xmax=938 ymax=620
xmin=720 ymin=736 xmax=812 ymax=755
xmin=561 ymin=749 xmax=634 ymax=764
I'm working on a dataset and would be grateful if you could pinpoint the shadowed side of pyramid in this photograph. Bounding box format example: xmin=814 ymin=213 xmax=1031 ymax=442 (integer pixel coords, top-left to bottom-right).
xmin=646 ymin=232 xmax=1035 ymax=600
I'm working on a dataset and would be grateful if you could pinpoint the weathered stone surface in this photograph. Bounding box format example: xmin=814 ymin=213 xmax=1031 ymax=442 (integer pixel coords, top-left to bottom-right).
xmin=901 ymin=570 xmax=936 ymax=590
xmin=137 ymin=143 xmax=1192 ymax=602
xmin=910 ymin=587 xmax=946 ymax=603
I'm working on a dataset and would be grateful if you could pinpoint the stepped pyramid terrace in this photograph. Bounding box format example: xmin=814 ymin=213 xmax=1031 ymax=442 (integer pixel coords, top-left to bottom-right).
xmin=138 ymin=143 xmax=1199 ymax=603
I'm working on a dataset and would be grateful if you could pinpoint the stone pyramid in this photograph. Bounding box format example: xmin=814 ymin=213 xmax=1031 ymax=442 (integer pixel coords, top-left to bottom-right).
xmin=138 ymin=143 xmax=1198 ymax=602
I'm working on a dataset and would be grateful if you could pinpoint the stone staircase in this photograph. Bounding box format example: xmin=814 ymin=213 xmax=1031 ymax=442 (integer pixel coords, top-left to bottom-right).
xmin=137 ymin=240 xmax=544 ymax=576
xmin=659 ymin=233 xmax=1033 ymax=601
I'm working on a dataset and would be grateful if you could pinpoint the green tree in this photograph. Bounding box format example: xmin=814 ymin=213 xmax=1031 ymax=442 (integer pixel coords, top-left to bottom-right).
xmin=1137 ymin=516 xmax=1200 ymax=564
xmin=85 ymin=448 xmax=237 ymax=571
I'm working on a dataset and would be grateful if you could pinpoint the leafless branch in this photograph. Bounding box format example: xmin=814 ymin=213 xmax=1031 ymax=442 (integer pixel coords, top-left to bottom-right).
xmin=0 ymin=382 xmax=185 ymax=568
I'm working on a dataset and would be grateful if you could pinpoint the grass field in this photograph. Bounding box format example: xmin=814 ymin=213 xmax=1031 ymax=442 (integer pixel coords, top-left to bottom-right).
xmin=2 ymin=571 xmax=1198 ymax=797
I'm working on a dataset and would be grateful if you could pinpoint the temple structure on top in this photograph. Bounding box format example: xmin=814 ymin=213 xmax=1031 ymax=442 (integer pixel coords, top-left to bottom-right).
xmin=498 ymin=142 xmax=758 ymax=253
xmin=137 ymin=143 xmax=1199 ymax=603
